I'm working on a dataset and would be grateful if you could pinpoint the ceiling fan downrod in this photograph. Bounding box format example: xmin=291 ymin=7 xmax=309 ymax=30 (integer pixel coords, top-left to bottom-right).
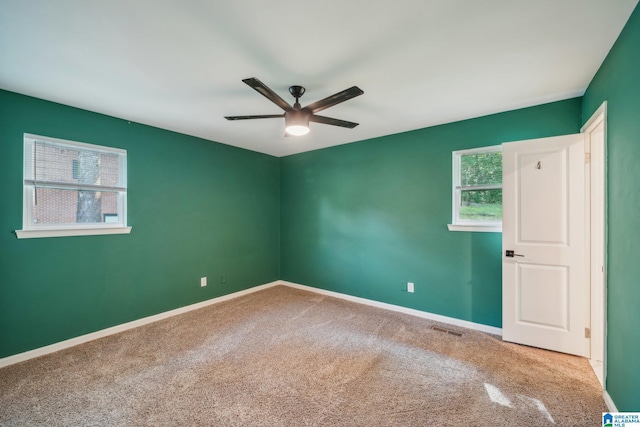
xmin=289 ymin=86 xmax=305 ymax=109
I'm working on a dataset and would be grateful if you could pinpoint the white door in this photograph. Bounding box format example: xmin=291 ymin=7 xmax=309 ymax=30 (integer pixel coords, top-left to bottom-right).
xmin=502 ymin=133 xmax=589 ymax=357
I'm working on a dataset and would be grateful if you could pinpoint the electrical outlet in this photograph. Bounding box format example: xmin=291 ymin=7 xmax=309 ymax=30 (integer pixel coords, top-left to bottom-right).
xmin=407 ymin=282 xmax=414 ymax=293
xmin=200 ymin=277 xmax=207 ymax=287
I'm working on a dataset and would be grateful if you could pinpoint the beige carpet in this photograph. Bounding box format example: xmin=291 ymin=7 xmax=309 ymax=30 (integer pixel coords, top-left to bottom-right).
xmin=0 ymin=285 xmax=606 ymax=426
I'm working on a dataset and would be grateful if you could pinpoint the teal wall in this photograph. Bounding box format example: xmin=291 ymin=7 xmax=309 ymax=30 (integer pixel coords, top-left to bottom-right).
xmin=583 ymin=3 xmax=640 ymax=412
xmin=0 ymin=90 xmax=280 ymax=358
xmin=280 ymin=98 xmax=582 ymax=328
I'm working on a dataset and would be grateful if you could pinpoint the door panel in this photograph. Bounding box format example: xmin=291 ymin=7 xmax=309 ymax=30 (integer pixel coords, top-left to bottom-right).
xmin=518 ymin=150 xmax=567 ymax=244
xmin=503 ymin=133 xmax=588 ymax=357
xmin=517 ymin=263 xmax=568 ymax=329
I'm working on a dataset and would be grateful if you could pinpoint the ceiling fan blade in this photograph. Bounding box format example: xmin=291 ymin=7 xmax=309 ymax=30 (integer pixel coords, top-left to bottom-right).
xmin=304 ymin=86 xmax=364 ymax=114
xmin=225 ymin=114 xmax=283 ymax=120
xmin=242 ymin=78 xmax=294 ymax=112
xmin=309 ymin=114 xmax=359 ymax=129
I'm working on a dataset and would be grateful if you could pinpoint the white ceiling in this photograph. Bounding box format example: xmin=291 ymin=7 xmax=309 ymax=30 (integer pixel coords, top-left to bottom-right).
xmin=0 ymin=1 xmax=637 ymax=157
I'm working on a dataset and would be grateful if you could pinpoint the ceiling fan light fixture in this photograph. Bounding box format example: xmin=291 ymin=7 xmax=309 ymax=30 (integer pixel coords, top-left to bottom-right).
xmin=285 ymin=110 xmax=310 ymax=136
xmin=286 ymin=125 xmax=310 ymax=136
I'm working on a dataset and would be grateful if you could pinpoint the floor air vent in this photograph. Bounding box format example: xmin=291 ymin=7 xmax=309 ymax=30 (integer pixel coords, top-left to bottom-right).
xmin=430 ymin=325 xmax=463 ymax=337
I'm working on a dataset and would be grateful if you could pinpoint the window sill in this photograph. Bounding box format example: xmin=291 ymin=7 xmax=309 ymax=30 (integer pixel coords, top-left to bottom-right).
xmin=15 ymin=227 xmax=132 ymax=239
xmin=447 ymin=224 xmax=502 ymax=233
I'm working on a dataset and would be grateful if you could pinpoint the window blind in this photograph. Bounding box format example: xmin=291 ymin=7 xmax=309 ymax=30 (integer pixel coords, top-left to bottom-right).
xmin=24 ymin=138 xmax=126 ymax=192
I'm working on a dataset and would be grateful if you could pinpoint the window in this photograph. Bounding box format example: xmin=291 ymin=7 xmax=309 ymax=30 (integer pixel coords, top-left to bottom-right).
xmin=16 ymin=134 xmax=131 ymax=238
xmin=448 ymin=145 xmax=502 ymax=232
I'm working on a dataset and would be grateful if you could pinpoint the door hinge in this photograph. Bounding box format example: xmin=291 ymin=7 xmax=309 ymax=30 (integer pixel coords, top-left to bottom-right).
xmin=585 ymin=153 xmax=591 ymax=164
xmin=585 ymin=327 xmax=591 ymax=338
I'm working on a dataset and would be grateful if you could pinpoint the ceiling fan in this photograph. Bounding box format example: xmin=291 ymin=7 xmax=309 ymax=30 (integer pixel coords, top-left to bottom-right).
xmin=225 ymin=78 xmax=364 ymax=136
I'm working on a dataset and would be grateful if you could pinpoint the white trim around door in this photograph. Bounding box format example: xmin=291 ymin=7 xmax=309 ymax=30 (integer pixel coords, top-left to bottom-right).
xmin=581 ymin=101 xmax=607 ymax=389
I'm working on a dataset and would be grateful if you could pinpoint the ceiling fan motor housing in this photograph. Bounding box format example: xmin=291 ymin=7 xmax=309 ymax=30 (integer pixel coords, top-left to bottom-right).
xmin=285 ymin=109 xmax=310 ymax=135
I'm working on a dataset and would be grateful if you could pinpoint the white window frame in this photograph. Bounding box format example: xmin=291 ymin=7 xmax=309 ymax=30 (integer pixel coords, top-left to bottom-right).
xmin=447 ymin=144 xmax=502 ymax=232
xmin=16 ymin=134 xmax=132 ymax=239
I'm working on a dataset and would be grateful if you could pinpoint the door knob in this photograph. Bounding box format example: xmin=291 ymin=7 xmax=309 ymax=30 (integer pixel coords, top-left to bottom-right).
xmin=505 ymin=250 xmax=524 ymax=258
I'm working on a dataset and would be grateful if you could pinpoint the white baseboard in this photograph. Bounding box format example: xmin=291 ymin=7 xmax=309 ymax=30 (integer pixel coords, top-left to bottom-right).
xmin=590 ymin=361 xmax=617 ymax=412
xmin=603 ymin=390 xmax=619 ymax=412
xmin=0 ymin=281 xmax=280 ymax=369
xmin=589 ymin=359 xmax=604 ymax=388
xmin=278 ymin=280 xmax=503 ymax=336
xmin=1 ymin=279 xmax=503 ymax=369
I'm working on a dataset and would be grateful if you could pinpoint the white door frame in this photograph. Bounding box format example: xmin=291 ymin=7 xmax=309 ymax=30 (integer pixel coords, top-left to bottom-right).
xmin=581 ymin=101 xmax=607 ymax=388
